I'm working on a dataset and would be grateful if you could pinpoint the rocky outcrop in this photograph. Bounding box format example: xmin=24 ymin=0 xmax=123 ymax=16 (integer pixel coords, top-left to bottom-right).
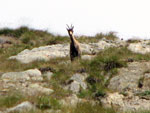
xmin=5 ymin=101 xmax=35 ymax=113
xmin=9 ymin=39 xmax=121 ymax=63
xmin=128 ymin=40 xmax=150 ymax=54
xmin=101 ymin=92 xmax=150 ymax=112
xmin=60 ymin=94 xmax=82 ymax=106
xmin=0 ymin=69 xmax=53 ymax=96
xmin=3 ymin=37 xmax=150 ymax=112
xmin=64 ymin=73 xmax=88 ymax=93
xmin=108 ymin=61 xmax=150 ymax=92
xmin=1 ymin=69 xmax=43 ymax=82
xmin=0 ymin=36 xmax=20 ymax=48
xmin=105 ymin=61 xmax=150 ymax=112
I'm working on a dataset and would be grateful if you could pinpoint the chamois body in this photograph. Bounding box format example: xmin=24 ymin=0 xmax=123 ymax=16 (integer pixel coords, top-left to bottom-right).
xmin=67 ymin=25 xmax=81 ymax=61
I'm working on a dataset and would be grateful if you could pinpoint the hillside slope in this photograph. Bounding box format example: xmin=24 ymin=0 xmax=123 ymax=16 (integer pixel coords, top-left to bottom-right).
xmin=0 ymin=27 xmax=150 ymax=113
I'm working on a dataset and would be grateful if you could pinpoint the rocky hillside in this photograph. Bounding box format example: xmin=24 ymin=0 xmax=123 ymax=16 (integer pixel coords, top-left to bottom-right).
xmin=1 ymin=27 xmax=150 ymax=113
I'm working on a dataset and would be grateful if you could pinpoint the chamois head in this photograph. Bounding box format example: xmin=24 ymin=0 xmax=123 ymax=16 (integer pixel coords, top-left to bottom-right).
xmin=66 ymin=24 xmax=74 ymax=36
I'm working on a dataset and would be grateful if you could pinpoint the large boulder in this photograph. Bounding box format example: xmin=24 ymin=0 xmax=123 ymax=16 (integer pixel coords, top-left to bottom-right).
xmin=64 ymin=73 xmax=88 ymax=93
xmin=101 ymin=92 xmax=150 ymax=112
xmin=60 ymin=94 xmax=82 ymax=106
xmin=128 ymin=40 xmax=150 ymax=54
xmin=0 ymin=69 xmax=53 ymax=96
xmin=9 ymin=40 xmax=119 ymax=63
xmin=108 ymin=61 xmax=150 ymax=92
xmin=1 ymin=69 xmax=43 ymax=82
xmin=9 ymin=44 xmax=69 ymax=63
xmin=5 ymin=101 xmax=35 ymax=113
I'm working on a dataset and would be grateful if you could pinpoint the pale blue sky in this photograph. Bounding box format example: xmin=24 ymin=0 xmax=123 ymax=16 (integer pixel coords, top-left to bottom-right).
xmin=0 ymin=0 xmax=150 ymax=39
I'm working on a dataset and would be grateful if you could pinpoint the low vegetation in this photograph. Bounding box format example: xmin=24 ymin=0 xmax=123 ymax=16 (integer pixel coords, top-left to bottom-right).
xmin=0 ymin=91 xmax=25 ymax=110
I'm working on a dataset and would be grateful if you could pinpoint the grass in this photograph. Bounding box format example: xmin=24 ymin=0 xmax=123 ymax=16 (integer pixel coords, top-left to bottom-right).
xmin=127 ymin=39 xmax=141 ymax=43
xmin=78 ymin=32 xmax=118 ymax=43
xmin=0 ymin=26 xmax=69 ymax=48
xmin=136 ymin=91 xmax=150 ymax=96
xmin=0 ymin=26 xmax=29 ymax=38
xmin=36 ymin=96 xmax=61 ymax=110
xmin=8 ymin=102 xmax=116 ymax=113
xmin=130 ymin=111 xmax=150 ymax=113
xmin=0 ymin=26 xmax=119 ymax=47
xmin=0 ymin=91 xmax=25 ymax=109
xmin=61 ymin=102 xmax=116 ymax=113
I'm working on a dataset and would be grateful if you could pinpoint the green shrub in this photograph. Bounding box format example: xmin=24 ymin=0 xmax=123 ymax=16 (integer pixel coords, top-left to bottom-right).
xmin=46 ymin=35 xmax=69 ymax=45
xmin=72 ymin=102 xmax=116 ymax=113
xmin=36 ymin=96 xmax=61 ymax=110
xmin=95 ymin=32 xmax=118 ymax=41
xmin=78 ymin=90 xmax=92 ymax=98
xmin=0 ymin=26 xmax=29 ymax=38
xmin=20 ymin=32 xmax=36 ymax=44
xmin=0 ymin=92 xmax=24 ymax=108
xmin=137 ymin=91 xmax=150 ymax=96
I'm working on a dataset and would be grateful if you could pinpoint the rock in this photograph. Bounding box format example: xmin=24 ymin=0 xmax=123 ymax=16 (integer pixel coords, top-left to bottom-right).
xmin=1 ymin=69 xmax=42 ymax=82
xmin=70 ymin=73 xmax=88 ymax=90
xmin=9 ymin=40 xmax=118 ymax=63
xmin=81 ymin=55 xmax=95 ymax=60
xmin=108 ymin=62 xmax=150 ymax=92
xmin=39 ymin=67 xmax=54 ymax=73
xmin=106 ymin=61 xmax=150 ymax=112
xmin=6 ymin=101 xmax=35 ymax=113
xmin=26 ymin=83 xmax=53 ymax=96
xmin=43 ymin=71 xmax=53 ymax=80
xmin=60 ymin=94 xmax=96 ymax=107
xmin=101 ymin=92 xmax=124 ymax=110
xmin=128 ymin=41 xmax=150 ymax=54
xmin=65 ymin=73 xmax=88 ymax=93
xmin=68 ymin=81 xmax=80 ymax=93
xmin=0 ymin=36 xmax=20 ymax=48
xmin=60 ymin=94 xmax=81 ymax=106
xmin=9 ymin=44 xmax=69 ymax=63
xmin=142 ymin=73 xmax=150 ymax=90
xmin=44 ymin=109 xmax=61 ymax=113
xmin=100 ymin=92 xmax=150 ymax=112
xmin=0 ymin=69 xmax=53 ymax=96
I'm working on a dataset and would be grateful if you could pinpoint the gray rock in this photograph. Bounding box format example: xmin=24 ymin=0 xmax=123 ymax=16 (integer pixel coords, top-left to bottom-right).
xmin=26 ymin=83 xmax=53 ymax=96
xmin=9 ymin=44 xmax=69 ymax=63
xmin=69 ymin=81 xmax=80 ymax=93
xmin=70 ymin=73 xmax=88 ymax=90
xmin=44 ymin=109 xmax=61 ymax=113
xmin=65 ymin=73 xmax=88 ymax=93
xmin=128 ymin=41 xmax=150 ymax=54
xmin=60 ymin=94 xmax=81 ymax=106
xmin=101 ymin=92 xmax=150 ymax=112
xmin=81 ymin=55 xmax=95 ymax=60
xmin=101 ymin=92 xmax=124 ymax=110
xmin=1 ymin=69 xmax=43 ymax=82
xmin=142 ymin=73 xmax=150 ymax=90
xmin=9 ymin=40 xmax=118 ymax=63
xmin=0 ymin=69 xmax=53 ymax=96
xmin=108 ymin=62 xmax=150 ymax=92
xmin=6 ymin=101 xmax=35 ymax=113
xmin=43 ymin=71 xmax=53 ymax=80
xmin=0 ymin=37 xmax=12 ymax=44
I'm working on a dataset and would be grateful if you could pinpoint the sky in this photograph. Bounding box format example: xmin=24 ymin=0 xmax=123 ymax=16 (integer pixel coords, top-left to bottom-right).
xmin=0 ymin=0 xmax=150 ymax=39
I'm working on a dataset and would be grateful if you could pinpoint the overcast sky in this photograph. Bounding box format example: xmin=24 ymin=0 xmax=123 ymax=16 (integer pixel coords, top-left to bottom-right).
xmin=0 ymin=0 xmax=150 ymax=39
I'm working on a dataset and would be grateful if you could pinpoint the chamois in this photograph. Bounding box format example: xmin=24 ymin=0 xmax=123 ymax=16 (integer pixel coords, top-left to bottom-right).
xmin=66 ymin=25 xmax=81 ymax=61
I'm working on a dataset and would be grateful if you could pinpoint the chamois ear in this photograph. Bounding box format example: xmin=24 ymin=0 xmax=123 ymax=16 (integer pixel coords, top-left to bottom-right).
xmin=66 ymin=24 xmax=70 ymax=30
xmin=71 ymin=24 xmax=74 ymax=29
